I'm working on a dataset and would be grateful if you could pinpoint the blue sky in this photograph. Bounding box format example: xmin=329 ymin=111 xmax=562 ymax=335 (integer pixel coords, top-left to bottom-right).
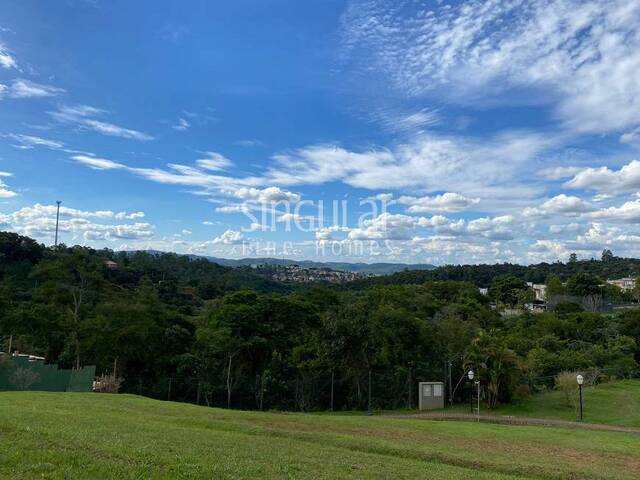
xmin=2 ymin=0 xmax=640 ymax=265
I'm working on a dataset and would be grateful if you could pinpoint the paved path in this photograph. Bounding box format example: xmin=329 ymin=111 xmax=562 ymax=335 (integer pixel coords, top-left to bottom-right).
xmin=389 ymin=412 xmax=640 ymax=434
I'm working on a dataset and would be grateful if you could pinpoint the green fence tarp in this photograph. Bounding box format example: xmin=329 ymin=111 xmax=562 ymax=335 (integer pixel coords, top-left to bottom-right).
xmin=0 ymin=356 xmax=95 ymax=392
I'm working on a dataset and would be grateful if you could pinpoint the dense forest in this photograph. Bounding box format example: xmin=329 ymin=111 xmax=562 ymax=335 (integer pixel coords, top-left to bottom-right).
xmin=1 ymin=231 xmax=638 ymax=410
xmin=349 ymin=252 xmax=640 ymax=289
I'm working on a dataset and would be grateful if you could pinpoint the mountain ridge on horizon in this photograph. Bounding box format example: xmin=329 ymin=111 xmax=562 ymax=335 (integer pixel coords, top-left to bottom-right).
xmin=142 ymin=250 xmax=435 ymax=275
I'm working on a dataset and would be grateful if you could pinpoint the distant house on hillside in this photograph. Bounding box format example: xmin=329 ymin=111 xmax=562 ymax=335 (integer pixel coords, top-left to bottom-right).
xmin=524 ymin=300 xmax=547 ymax=313
xmin=526 ymin=282 xmax=547 ymax=301
xmin=606 ymin=277 xmax=636 ymax=291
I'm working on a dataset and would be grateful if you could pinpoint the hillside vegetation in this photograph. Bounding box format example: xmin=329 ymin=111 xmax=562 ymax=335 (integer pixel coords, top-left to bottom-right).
xmin=1 ymin=392 xmax=639 ymax=480
xmin=1 ymin=231 xmax=639 ymax=412
xmin=496 ymin=379 xmax=640 ymax=427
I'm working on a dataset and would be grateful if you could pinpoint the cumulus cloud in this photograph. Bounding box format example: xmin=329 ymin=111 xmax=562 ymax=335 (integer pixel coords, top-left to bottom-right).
xmin=524 ymin=194 xmax=595 ymax=217
xmin=348 ymin=213 xmax=417 ymax=240
xmin=1 ymin=203 xmax=153 ymax=243
xmin=216 ymin=205 xmax=251 ymax=214
xmin=399 ymin=192 xmax=479 ymax=213
xmin=232 ymin=186 xmax=300 ymax=203
xmin=212 ymin=229 xmax=244 ymax=245
xmin=539 ymin=166 xmax=584 ymax=181
xmin=587 ymin=199 xmax=640 ymax=223
xmin=0 ymin=171 xmax=17 ymax=198
xmin=564 ymin=160 xmax=640 ymax=193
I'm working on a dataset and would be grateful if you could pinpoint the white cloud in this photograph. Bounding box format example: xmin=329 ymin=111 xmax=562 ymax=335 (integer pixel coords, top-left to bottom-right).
xmin=342 ymin=0 xmax=640 ymax=136
xmin=232 ymin=186 xmax=300 ymax=203
xmin=524 ymin=194 xmax=595 ymax=217
xmin=0 ymin=43 xmax=16 ymax=69
xmin=538 ymin=166 xmax=583 ymax=180
xmin=466 ymin=215 xmax=516 ymax=240
xmin=264 ymin=132 xmax=553 ymax=195
xmin=0 ymin=173 xmax=17 ymax=198
xmin=1 ymin=203 xmax=154 ymax=243
xmin=72 ymin=154 xmax=126 ymax=170
xmin=172 ymin=117 xmax=191 ymax=131
xmin=50 ymin=104 xmax=153 ymax=141
xmin=115 ymin=211 xmax=145 ymax=220
xmin=348 ymin=213 xmax=418 ymax=240
xmin=212 ymin=229 xmax=244 ymax=245
xmin=195 ymin=152 xmax=233 ymax=171
xmin=7 ymin=134 xmax=64 ymax=150
xmin=8 ymin=79 xmax=64 ymax=98
xmin=587 ymin=199 xmax=640 ymax=223
xmin=0 ymin=187 xmax=17 ymax=198
xmin=620 ymin=127 xmax=640 ymax=144
xmin=549 ymin=223 xmax=586 ymax=235
xmin=565 ymin=160 xmax=640 ymax=192
xmin=399 ymin=192 xmax=479 ymax=213
xmin=216 ymin=204 xmax=251 ymax=214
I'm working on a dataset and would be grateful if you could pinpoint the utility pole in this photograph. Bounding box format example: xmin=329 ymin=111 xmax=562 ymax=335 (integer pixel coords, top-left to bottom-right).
xmin=448 ymin=361 xmax=453 ymax=406
xmin=367 ymin=368 xmax=372 ymax=415
xmin=54 ymin=201 xmax=62 ymax=247
xmin=330 ymin=369 xmax=334 ymax=411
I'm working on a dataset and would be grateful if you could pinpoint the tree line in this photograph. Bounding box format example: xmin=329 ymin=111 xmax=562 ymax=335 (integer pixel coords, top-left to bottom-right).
xmin=1 ymin=231 xmax=638 ymax=410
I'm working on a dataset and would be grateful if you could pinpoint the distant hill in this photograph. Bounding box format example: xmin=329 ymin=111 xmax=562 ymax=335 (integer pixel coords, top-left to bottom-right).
xmin=348 ymin=257 xmax=640 ymax=289
xmin=188 ymin=256 xmax=436 ymax=275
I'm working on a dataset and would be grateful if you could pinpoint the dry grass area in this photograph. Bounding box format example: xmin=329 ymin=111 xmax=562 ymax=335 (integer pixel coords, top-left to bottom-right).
xmin=1 ymin=392 xmax=639 ymax=479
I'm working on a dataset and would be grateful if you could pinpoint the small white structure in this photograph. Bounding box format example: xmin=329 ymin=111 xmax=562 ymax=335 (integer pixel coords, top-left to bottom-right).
xmin=418 ymin=382 xmax=445 ymax=410
xmin=526 ymin=282 xmax=547 ymax=301
xmin=606 ymin=277 xmax=636 ymax=291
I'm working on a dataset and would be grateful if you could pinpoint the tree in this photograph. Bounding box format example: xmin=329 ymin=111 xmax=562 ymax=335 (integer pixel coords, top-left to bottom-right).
xmin=569 ymin=253 xmax=578 ymax=263
xmin=489 ymin=275 xmax=527 ymax=306
xmin=631 ymin=280 xmax=640 ymax=304
xmin=31 ymin=248 xmax=104 ymax=368
xmin=545 ymin=274 xmax=566 ymax=298
xmin=464 ymin=331 xmax=521 ymax=408
xmin=601 ymin=249 xmax=614 ymax=262
xmin=566 ymin=272 xmax=602 ymax=297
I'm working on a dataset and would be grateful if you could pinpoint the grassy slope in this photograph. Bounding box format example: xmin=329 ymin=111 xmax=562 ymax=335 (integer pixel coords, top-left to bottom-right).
xmin=495 ymin=380 xmax=640 ymax=427
xmin=1 ymin=393 xmax=640 ymax=479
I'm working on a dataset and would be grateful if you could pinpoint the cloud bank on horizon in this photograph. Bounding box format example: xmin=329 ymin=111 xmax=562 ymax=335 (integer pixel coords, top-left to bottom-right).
xmin=1 ymin=0 xmax=640 ymax=265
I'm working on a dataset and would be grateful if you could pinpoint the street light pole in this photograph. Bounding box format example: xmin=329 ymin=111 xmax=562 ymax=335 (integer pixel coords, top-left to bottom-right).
xmin=476 ymin=380 xmax=480 ymax=422
xmin=577 ymin=374 xmax=584 ymax=421
xmin=54 ymin=200 xmax=62 ymax=247
xmin=467 ymin=370 xmax=475 ymax=414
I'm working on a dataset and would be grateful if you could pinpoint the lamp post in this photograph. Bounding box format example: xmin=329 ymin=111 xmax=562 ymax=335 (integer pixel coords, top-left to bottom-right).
xmin=576 ymin=374 xmax=584 ymax=421
xmin=467 ymin=370 xmax=475 ymax=414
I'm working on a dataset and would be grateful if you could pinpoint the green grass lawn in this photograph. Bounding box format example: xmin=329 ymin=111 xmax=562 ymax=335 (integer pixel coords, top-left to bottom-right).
xmin=494 ymin=379 xmax=640 ymax=427
xmin=1 ymin=392 xmax=639 ymax=479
